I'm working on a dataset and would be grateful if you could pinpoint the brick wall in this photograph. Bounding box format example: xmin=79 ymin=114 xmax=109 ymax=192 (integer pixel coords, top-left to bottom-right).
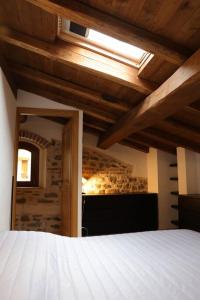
xmin=82 ymin=147 xmax=147 ymax=194
xmin=15 ymin=140 xmax=62 ymax=234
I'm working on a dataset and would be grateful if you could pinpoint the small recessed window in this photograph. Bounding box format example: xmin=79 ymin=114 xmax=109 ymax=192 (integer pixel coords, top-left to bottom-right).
xmin=17 ymin=149 xmax=32 ymax=182
xmin=17 ymin=142 xmax=39 ymax=187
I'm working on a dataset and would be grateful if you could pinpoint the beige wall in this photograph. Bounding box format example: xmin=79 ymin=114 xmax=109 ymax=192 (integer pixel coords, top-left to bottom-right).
xmin=177 ymin=147 xmax=200 ymax=194
xmin=157 ymin=151 xmax=178 ymax=229
xmin=147 ymin=148 xmax=178 ymax=229
xmin=147 ymin=148 xmax=158 ymax=193
xmin=0 ymin=68 xmax=16 ymax=231
xmin=17 ymin=90 xmax=83 ymax=236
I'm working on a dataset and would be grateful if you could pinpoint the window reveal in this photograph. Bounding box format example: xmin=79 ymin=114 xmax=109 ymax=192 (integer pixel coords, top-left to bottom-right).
xmin=17 ymin=141 xmax=39 ymax=187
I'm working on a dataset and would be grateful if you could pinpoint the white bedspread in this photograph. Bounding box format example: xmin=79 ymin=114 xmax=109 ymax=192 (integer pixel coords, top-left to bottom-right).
xmin=0 ymin=229 xmax=200 ymax=300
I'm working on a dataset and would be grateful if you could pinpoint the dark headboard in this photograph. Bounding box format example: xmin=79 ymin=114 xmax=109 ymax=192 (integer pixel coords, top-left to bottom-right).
xmin=82 ymin=193 xmax=158 ymax=236
xmin=179 ymin=195 xmax=200 ymax=232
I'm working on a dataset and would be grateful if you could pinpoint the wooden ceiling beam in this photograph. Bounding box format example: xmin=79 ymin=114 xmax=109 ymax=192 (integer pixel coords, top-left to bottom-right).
xmin=156 ymin=119 xmax=200 ymax=144
xmin=172 ymin=106 xmax=200 ymax=130
xmin=130 ymin=133 xmax=176 ymax=154
xmin=25 ymin=0 xmax=190 ymax=65
xmin=9 ymin=62 xmax=129 ymax=113
xmin=83 ymin=124 xmax=149 ymax=153
xmin=15 ymin=77 xmax=117 ymax=124
xmin=119 ymin=140 xmax=149 ymax=153
xmin=84 ymin=121 xmax=106 ymax=133
xmin=144 ymin=127 xmax=200 ymax=153
xmin=141 ymin=129 xmax=178 ymax=148
xmin=98 ymin=49 xmax=200 ymax=149
xmin=0 ymin=26 xmax=157 ymax=94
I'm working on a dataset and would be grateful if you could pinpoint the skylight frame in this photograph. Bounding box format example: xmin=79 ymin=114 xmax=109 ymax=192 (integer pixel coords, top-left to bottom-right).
xmin=59 ymin=18 xmax=150 ymax=68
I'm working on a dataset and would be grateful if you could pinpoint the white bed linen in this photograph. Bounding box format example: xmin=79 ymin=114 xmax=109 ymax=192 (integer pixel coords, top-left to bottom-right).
xmin=0 ymin=229 xmax=200 ymax=300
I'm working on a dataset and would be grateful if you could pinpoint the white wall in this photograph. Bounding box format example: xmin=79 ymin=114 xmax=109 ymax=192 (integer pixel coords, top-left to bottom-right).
xmin=0 ymin=68 xmax=16 ymax=231
xmin=17 ymin=90 xmax=83 ymax=236
xmin=177 ymin=147 xmax=200 ymax=194
xmin=83 ymin=132 xmax=147 ymax=177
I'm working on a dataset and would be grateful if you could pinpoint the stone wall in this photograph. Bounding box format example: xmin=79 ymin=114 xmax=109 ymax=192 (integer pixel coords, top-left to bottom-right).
xmin=16 ymin=140 xmax=62 ymax=234
xmin=16 ymin=143 xmax=148 ymax=233
xmin=82 ymin=147 xmax=147 ymax=194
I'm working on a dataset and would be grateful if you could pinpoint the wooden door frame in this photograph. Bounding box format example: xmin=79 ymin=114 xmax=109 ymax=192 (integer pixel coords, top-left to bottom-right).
xmin=12 ymin=107 xmax=80 ymax=237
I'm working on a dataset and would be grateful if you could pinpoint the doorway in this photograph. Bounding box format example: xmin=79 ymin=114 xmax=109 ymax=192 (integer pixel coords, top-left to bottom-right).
xmin=13 ymin=108 xmax=79 ymax=237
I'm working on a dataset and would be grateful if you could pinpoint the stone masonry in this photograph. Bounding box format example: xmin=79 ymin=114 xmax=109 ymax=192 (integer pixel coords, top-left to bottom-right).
xmin=16 ymin=143 xmax=147 ymax=233
xmin=16 ymin=140 xmax=62 ymax=234
xmin=82 ymin=147 xmax=147 ymax=194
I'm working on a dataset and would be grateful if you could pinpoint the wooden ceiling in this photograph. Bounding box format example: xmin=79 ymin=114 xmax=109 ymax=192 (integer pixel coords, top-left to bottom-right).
xmin=0 ymin=0 xmax=200 ymax=154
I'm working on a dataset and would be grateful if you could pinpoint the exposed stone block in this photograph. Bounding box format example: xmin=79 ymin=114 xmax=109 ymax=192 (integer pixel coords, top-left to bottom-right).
xmin=16 ymin=198 xmax=26 ymax=204
xmin=38 ymin=199 xmax=54 ymax=203
xmin=44 ymin=193 xmax=58 ymax=198
xmin=51 ymin=224 xmax=60 ymax=229
xmin=54 ymin=155 xmax=62 ymax=160
xmin=21 ymin=215 xmax=30 ymax=222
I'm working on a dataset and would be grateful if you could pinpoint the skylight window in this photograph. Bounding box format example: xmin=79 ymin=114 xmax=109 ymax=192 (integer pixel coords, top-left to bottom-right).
xmin=60 ymin=19 xmax=149 ymax=67
xmin=87 ymin=29 xmax=146 ymax=63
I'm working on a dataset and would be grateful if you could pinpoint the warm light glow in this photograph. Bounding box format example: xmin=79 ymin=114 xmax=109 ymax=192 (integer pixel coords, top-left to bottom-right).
xmin=82 ymin=176 xmax=104 ymax=195
xmin=17 ymin=149 xmax=32 ymax=182
xmin=82 ymin=177 xmax=87 ymax=185
xmin=82 ymin=177 xmax=88 ymax=193
xmin=83 ymin=178 xmax=97 ymax=194
xmin=88 ymin=29 xmax=147 ymax=62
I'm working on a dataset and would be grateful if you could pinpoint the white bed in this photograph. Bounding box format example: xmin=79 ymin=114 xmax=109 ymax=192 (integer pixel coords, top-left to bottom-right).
xmin=0 ymin=229 xmax=200 ymax=300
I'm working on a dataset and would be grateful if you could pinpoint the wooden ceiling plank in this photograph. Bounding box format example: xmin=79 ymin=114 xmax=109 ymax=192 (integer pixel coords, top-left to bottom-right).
xmin=0 ymin=0 xmax=58 ymax=42
xmin=25 ymin=0 xmax=190 ymax=65
xmin=98 ymin=49 xmax=200 ymax=149
xmin=9 ymin=62 xmax=129 ymax=113
xmin=0 ymin=26 xmax=156 ymax=94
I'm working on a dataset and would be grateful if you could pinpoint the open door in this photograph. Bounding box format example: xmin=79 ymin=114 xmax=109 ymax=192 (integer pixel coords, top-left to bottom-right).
xmin=61 ymin=116 xmax=79 ymax=236
xmin=12 ymin=108 xmax=80 ymax=237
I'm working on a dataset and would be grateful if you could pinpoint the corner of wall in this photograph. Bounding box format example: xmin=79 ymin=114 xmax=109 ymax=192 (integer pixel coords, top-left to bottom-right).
xmin=0 ymin=68 xmax=16 ymax=231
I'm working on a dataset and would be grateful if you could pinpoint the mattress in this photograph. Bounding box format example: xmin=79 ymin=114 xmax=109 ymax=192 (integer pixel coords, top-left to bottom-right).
xmin=0 ymin=229 xmax=200 ymax=300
